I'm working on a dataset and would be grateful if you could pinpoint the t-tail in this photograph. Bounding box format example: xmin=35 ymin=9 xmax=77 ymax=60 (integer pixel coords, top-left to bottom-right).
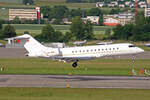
xmin=17 ymin=34 xmax=60 ymax=57
xmin=16 ymin=34 xmax=49 ymax=57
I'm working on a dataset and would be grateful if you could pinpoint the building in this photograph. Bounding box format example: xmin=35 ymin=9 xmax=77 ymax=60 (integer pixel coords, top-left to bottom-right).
xmin=138 ymin=1 xmax=147 ymax=8
xmin=140 ymin=4 xmax=147 ymax=8
xmin=96 ymin=2 xmax=105 ymax=8
xmin=118 ymin=12 xmax=135 ymax=25
xmin=129 ymin=3 xmax=135 ymax=8
xmin=145 ymin=0 xmax=150 ymax=17
xmin=9 ymin=9 xmax=38 ymax=21
xmin=103 ymin=12 xmax=135 ymax=26
xmin=82 ymin=16 xmax=99 ymax=25
xmin=103 ymin=14 xmax=118 ymax=19
xmin=145 ymin=7 xmax=150 ymax=17
xmin=62 ymin=18 xmax=72 ymax=24
xmin=5 ymin=36 xmax=28 ymax=48
xmin=138 ymin=1 xmax=146 ymax=5
xmin=148 ymin=0 xmax=150 ymax=5
xmin=107 ymin=3 xmax=115 ymax=7
xmin=111 ymin=1 xmax=118 ymax=6
xmin=103 ymin=18 xmax=119 ymax=26
xmin=125 ymin=1 xmax=131 ymax=6
xmin=103 ymin=14 xmax=119 ymax=26
xmin=87 ymin=16 xmax=99 ymax=24
xmin=119 ymin=4 xmax=125 ymax=8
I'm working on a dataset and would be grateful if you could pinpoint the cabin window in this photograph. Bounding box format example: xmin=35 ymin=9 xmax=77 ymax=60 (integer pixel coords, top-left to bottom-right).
xmin=98 ymin=49 xmax=100 ymax=51
xmin=102 ymin=49 xmax=104 ymax=51
xmin=75 ymin=51 xmax=77 ymax=53
xmin=79 ymin=50 xmax=81 ymax=52
xmin=109 ymin=48 xmax=111 ymax=50
xmin=129 ymin=45 xmax=136 ymax=48
xmin=72 ymin=51 xmax=74 ymax=53
xmin=83 ymin=50 xmax=85 ymax=52
xmin=113 ymin=48 xmax=115 ymax=50
xmin=95 ymin=49 xmax=96 ymax=51
xmin=87 ymin=50 xmax=89 ymax=52
xmin=91 ymin=49 xmax=93 ymax=52
xmin=117 ymin=48 xmax=119 ymax=50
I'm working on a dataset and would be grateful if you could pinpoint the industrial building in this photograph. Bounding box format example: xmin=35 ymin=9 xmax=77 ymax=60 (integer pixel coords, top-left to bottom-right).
xmin=118 ymin=12 xmax=135 ymax=25
xmin=145 ymin=7 xmax=150 ymax=17
xmin=82 ymin=16 xmax=99 ymax=25
xmin=103 ymin=14 xmax=119 ymax=26
xmin=145 ymin=0 xmax=150 ymax=17
xmin=9 ymin=9 xmax=38 ymax=21
xmin=103 ymin=12 xmax=135 ymax=26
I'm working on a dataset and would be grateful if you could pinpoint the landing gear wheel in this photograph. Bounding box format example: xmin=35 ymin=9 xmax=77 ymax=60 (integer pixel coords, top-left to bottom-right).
xmin=72 ymin=62 xmax=78 ymax=68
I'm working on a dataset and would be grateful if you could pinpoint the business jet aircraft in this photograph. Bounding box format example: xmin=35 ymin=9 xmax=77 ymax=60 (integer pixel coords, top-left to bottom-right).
xmin=16 ymin=34 xmax=144 ymax=68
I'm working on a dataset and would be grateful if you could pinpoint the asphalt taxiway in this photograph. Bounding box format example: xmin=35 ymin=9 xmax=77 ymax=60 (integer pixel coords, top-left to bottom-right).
xmin=0 ymin=75 xmax=150 ymax=89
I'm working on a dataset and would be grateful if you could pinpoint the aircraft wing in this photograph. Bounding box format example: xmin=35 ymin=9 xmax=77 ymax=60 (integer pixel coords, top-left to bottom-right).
xmin=50 ymin=56 xmax=96 ymax=62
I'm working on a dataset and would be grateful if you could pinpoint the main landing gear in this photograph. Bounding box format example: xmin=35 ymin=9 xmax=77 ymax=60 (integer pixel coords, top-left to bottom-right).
xmin=72 ymin=60 xmax=79 ymax=68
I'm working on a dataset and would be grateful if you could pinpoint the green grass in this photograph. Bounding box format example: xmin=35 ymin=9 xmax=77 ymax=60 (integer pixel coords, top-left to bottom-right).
xmin=3 ymin=24 xmax=113 ymax=35
xmin=0 ymin=58 xmax=150 ymax=76
xmin=0 ymin=0 xmax=23 ymax=3
xmin=0 ymin=88 xmax=150 ymax=100
xmin=0 ymin=40 xmax=7 ymax=44
xmin=35 ymin=1 xmax=96 ymax=9
xmin=0 ymin=8 xmax=8 ymax=20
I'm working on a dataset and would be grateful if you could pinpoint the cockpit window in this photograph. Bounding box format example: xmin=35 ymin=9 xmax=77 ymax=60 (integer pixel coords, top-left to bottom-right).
xmin=129 ymin=45 xmax=136 ymax=48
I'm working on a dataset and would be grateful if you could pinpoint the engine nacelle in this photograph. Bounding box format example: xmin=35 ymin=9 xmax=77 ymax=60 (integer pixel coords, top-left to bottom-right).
xmin=58 ymin=59 xmax=66 ymax=63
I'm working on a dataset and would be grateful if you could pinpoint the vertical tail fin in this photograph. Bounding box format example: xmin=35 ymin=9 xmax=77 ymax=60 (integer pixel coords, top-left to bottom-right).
xmin=16 ymin=34 xmax=47 ymax=57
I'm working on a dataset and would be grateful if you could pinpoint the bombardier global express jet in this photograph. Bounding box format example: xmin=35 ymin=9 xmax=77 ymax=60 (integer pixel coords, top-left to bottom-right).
xmin=16 ymin=34 xmax=144 ymax=68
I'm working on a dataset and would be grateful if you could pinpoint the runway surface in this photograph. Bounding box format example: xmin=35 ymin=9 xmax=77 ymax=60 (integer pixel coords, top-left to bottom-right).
xmin=0 ymin=75 xmax=150 ymax=89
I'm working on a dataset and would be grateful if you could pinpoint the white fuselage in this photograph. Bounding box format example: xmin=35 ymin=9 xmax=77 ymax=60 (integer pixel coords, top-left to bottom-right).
xmin=43 ymin=43 xmax=144 ymax=59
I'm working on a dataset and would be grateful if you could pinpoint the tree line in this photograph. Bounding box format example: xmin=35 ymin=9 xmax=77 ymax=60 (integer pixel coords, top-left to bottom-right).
xmin=36 ymin=16 xmax=94 ymax=42
xmin=1 ymin=14 xmax=150 ymax=42
xmin=112 ymin=13 xmax=150 ymax=41
xmin=0 ymin=21 xmax=16 ymax=39
xmin=37 ymin=6 xmax=135 ymax=25
xmin=40 ymin=5 xmax=103 ymax=24
xmin=40 ymin=5 xmax=130 ymax=25
xmin=0 ymin=16 xmax=94 ymax=42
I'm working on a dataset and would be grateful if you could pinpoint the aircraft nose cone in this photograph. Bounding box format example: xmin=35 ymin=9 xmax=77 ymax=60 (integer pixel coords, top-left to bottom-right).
xmin=139 ymin=48 xmax=144 ymax=53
